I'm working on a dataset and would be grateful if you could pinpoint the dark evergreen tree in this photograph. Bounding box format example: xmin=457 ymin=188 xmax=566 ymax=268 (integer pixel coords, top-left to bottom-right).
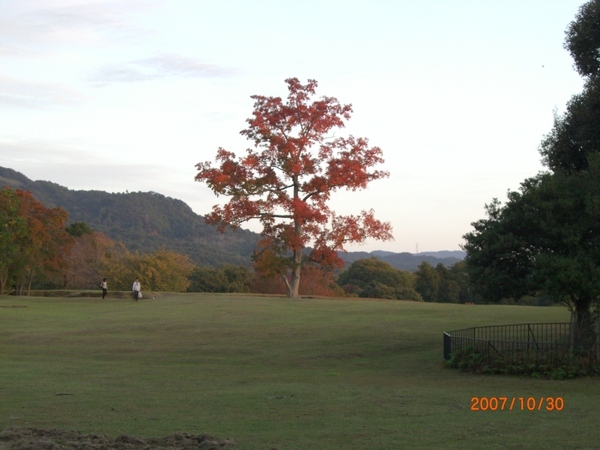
xmin=463 ymin=1 xmax=600 ymax=352
xmin=414 ymin=262 xmax=439 ymax=302
xmin=66 ymin=222 xmax=94 ymax=237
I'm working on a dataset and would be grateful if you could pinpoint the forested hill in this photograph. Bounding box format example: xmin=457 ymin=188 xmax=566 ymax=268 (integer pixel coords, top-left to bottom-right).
xmin=337 ymin=250 xmax=464 ymax=271
xmin=0 ymin=166 xmax=464 ymax=269
xmin=0 ymin=166 xmax=259 ymax=266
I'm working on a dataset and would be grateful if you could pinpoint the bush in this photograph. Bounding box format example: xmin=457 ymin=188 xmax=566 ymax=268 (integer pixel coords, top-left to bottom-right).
xmin=338 ymin=258 xmax=421 ymax=300
xmin=188 ymin=265 xmax=252 ymax=293
xmin=446 ymin=346 xmax=600 ymax=379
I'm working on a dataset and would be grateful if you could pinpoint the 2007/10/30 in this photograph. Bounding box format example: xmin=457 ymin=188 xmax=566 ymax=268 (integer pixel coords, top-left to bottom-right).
xmin=471 ymin=397 xmax=564 ymax=411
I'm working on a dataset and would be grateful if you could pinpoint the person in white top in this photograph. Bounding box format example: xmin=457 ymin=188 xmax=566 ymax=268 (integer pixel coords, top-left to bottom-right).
xmin=100 ymin=278 xmax=108 ymax=299
xmin=132 ymin=278 xmax=141 ymax=301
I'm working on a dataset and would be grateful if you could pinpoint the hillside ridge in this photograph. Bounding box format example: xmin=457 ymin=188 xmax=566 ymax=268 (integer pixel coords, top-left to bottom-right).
xmin=0 ymin=166 xmax=464 ymax=269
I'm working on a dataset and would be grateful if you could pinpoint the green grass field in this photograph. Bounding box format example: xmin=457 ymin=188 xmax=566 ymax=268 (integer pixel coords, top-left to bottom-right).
xmin=1 ymin=293 xmax=599 ymax=449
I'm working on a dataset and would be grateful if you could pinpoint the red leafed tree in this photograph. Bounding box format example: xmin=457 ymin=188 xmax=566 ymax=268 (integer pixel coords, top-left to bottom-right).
xmin=196 ymin=78 xmax=393 ymax=298
xmin=1 ymin=189 xmax=72 ymax=295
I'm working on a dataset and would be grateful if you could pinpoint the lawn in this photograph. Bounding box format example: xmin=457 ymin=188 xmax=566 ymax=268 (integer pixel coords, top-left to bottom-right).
xmin=0 ymin=293 xmax=598 ymax=449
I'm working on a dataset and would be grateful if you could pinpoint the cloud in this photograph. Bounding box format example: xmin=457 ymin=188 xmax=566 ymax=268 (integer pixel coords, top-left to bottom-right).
xmin=141 ymin=54 xmax=239 ymax=78
xmin=0 ymin=76 xmax=86 ymax=108
xmin=88 ymin=53 xmax=240 ymax=86
xmin=0 ymin=139 xmax=156 ymax=189
xmin=0 ymin=139 xmax=212 ymax=209
xmin=0 ymin=139 xmax=87 ymax=164
xmin=0 ymin=0 xmax=159 ymax=55
xmin=33 ymin=1 xmax=136 ymax=29
xmin=88 ymin=66 xmax=157 ymax=84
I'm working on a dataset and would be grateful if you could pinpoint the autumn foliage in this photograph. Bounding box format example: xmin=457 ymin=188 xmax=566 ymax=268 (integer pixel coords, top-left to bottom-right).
xmin=110 ymin=248 xmax=195 ymax=292
xmin=61 ymin=229 xmax=126 ymax=289
xmin=62 ymin=233 xmax=194 ymax=292
xmin=0 ymin=188 xmax=72 ymax=294
xmin=0 ymin=187 xmax=196 ymax=295
xmin=196 ymin=78 xmax=393 ymax=297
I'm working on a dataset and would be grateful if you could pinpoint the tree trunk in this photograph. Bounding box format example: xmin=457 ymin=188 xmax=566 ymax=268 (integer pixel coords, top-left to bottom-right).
xmin=571 ymin=299 xmax=596 ymax=358
xmin=596 ymin=316 xmax=600 ymax=360
xmin=287 ymin=248 xmax=302 ymax=298
xmin=27 ymin=269 xmax=34 ymax=296
xmin=280 ymin=270 xmax=292 ymax=296
xmin=287 ymin=178 xmax=303 ymax=299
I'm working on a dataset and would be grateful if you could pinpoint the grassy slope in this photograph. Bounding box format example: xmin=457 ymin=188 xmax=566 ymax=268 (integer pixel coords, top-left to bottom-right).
xmin=0 ymin=294 xmax=598 ymax=449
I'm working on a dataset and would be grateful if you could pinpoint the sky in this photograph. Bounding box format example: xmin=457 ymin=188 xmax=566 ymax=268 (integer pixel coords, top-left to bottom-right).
xmin=0 ymin=0 xmax=587 ymax=253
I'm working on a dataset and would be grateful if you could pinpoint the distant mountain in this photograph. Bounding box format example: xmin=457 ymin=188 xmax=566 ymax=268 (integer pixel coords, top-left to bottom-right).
xmin=337 ymin=250 xmax=463 ymax=272
xmin=0 ymin=166 xmax=259 ymax=266
xmin=416 ymin=250 xmax=466 ymax=259
xmin=0 ymin=166 xmax=464 ymax=271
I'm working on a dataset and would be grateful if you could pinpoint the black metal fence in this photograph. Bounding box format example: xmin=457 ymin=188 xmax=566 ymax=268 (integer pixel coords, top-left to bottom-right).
xmin=443 ymin=322 xmax=600 ymax=367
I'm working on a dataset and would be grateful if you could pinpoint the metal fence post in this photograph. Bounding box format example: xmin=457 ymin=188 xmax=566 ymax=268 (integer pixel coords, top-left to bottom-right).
xmin=443 ymin=332 xmax=451 ymax=361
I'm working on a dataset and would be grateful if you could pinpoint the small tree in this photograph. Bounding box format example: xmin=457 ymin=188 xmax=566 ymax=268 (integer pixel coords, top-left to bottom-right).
xmin=435 ymin=263 xmax=460 ymax=304
xmin=196 ymin=78 xmax=393 ymax=298
xmin=66 ymin=222 xmax=94 ymax=238
xmin=414 ymin=261 xmax=440 ymax=302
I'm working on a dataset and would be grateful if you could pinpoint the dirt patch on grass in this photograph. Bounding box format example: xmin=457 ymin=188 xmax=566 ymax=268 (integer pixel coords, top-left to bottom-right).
xmin=0 ymin=427 xmax=236 ymax=449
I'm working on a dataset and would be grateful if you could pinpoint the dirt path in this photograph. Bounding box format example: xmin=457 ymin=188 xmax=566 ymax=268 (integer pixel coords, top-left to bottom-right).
xmin=0 ymin=427 xmax=236 ymax=449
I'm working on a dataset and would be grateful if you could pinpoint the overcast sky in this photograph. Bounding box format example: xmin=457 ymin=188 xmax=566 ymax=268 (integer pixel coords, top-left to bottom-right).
xmin=0 ymin=0 xmax=586 ymax=253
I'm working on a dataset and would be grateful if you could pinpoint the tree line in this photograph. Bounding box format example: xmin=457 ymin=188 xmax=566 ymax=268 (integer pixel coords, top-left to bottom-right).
xmin=0 ymin=188 xmax=198 ymax=295
xmin=2 ymin=186 xmax=473 ymax=300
